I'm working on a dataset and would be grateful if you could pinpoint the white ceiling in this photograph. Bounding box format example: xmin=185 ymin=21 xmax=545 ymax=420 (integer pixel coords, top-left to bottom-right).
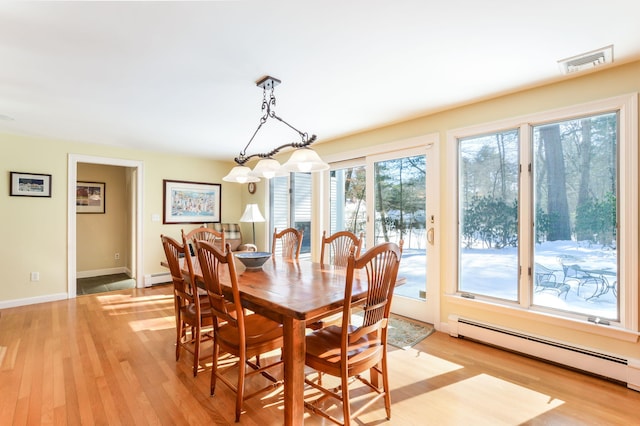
xmin=1 ymin=1 xmax=640 ymax=161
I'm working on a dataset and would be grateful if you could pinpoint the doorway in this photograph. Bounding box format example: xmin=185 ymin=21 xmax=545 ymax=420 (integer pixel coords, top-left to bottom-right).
xmin=67 ymin=154 xmax=144 ymax=298
xmin=367 ymin=146 xmax=439 ymax=323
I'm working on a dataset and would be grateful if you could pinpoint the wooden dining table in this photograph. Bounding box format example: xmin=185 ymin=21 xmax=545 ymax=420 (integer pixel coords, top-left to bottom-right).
xmin=168 ymin=255 xmax=367 ymax=425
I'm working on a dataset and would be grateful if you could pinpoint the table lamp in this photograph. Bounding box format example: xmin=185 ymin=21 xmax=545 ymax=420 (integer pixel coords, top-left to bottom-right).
xmin=239 ymin=203 xmax=265 ymax=245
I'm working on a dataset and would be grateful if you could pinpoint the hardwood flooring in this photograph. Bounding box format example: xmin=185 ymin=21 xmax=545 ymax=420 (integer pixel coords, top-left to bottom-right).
xmin=1 ymin=284 xmax=638 ymax=425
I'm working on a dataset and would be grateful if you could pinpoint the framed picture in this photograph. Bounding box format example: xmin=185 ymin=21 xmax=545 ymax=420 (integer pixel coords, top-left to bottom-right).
xmin=76 ymin=181 xmax=106 ymax=213
xmin=163 ymin=179 xmax=221 ymax=224
xmin=10 ymin=172 xmax=52 ymax=197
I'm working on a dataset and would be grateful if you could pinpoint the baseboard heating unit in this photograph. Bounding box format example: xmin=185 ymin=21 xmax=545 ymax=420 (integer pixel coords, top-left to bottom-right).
xmin=144 ymin=272 xmax=171 ymax=286
xmin=448 ymin=315 xmax=640 ymax=391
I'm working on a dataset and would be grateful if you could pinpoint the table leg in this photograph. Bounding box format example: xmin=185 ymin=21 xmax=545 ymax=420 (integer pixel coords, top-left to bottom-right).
xmin=282 ymin=316 xmax=306 ymax=425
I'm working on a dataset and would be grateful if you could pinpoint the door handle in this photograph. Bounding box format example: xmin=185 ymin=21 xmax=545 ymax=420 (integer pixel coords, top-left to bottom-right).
xmin=427 ymin=227 xmax=434 ymax=245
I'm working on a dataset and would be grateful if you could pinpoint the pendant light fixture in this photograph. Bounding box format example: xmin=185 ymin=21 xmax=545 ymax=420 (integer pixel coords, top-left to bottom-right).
xmin=222 ymin=76 xmax=329 ymax=183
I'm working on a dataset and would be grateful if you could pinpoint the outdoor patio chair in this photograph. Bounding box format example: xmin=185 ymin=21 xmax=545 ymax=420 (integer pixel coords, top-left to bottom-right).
xmin=562 ymin=264 xmax=606 ymax=299
xmin=534 ymin=263 xmax=570 ymax=299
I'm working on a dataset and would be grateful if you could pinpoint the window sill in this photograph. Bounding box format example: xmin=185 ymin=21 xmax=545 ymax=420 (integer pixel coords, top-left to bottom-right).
xmin=445 ymin=293 xmax=639 ymax=343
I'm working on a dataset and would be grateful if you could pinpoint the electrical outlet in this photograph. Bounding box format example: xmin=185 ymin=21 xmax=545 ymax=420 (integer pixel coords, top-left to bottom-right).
xmin=30 ymin=272 xmax=40 ymax=282
xmin=115 ymin=253 xmax=120 ymax=260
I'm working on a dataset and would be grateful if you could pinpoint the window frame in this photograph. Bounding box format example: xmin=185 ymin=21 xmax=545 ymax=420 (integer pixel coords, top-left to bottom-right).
xmin=446 ymin=93 xmax=638 ymax=336
xmin=269 ymin=172 xmax=313 ymax=258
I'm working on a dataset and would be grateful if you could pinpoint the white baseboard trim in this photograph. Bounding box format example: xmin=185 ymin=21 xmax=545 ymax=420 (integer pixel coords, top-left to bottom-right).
xmin=144 ymin=272 xmax=171 ymax=286
xmin=0 ymin=293 xmax=68 ymax=309
xmin=77 ymin=267 xmax=128 ymax=279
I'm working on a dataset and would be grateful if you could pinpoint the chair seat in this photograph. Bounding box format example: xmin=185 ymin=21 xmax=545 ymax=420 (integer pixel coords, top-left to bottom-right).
xmin=216 ymin=314 xmax=283 ymax=356
xmin=305 ymin=325 xmax=383 ymax=374
xmin=180 ymin=302 xmax=214 ymax=323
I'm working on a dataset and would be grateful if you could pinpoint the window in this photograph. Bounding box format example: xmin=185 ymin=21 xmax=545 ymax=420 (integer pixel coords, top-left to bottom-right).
xmin=329 ymin=164 xmax=367 ymax=246
xmin=459 ymin=129 xmax=520 ymax=301
xmin=269 ymin=172 xmax=312 ymax=256
xmin=451 ymin=94 xmax=637 ymax=330
xmin=532 ymin=113 xmax=618 ymax=319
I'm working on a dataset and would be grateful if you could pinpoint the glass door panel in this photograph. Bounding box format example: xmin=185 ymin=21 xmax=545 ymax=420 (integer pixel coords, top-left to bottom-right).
xmin=329 ymin=166 xmax=367 ymax=248
xmin=368 ymin=148 xmax=435 ymax=322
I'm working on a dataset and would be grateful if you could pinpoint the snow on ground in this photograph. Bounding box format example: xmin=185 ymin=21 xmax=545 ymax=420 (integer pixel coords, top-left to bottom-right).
xmin=394 ymin=240 xmax=618 ymax=320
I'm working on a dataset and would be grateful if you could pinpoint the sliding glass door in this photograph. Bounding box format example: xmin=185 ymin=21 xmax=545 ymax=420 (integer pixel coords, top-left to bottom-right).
xmin=328 ymin=141 xmax=439 ymax=323
xmin=368 ymin=148 xmax=435 ymax=321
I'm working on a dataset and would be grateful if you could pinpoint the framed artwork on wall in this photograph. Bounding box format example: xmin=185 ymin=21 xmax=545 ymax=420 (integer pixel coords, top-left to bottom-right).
xmin=10 ymin=171 xmax=52 ymax=197
xmin=163 ymin=179 xmax=221 ymax=224
xmin=76 ymin=181 xmax=106 ymax=213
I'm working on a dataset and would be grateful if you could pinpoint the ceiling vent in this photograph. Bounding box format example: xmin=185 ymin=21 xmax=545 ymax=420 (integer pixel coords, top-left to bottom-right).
xmin=558 ymin=45 xmax=613 ymax=74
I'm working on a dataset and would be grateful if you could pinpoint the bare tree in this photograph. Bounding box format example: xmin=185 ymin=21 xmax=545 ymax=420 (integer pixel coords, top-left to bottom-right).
xmin=540 ymin=124 xmax=571 ymax=240
xmin=576 ymin=119 xmax=593 ymax=240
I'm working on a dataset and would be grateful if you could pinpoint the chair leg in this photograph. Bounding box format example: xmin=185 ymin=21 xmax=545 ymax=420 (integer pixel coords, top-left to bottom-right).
xmin=382 ymin=354 xmax=391 ymax=419
xmin=236 ymin=354 xmax=247 ymax=422
xmin=193 ymin=325 xmax=201 ymax=377
xmin=175 ymin=315 xmax=184 ymax=361
xmin=210 ymin=343 xmax=219 ymax=396
xmin=341 ymin=372 xmax=351 ymax=426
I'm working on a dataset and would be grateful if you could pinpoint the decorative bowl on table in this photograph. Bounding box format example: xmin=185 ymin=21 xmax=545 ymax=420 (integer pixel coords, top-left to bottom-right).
xmin=235 ymin=251 xmax=272 ymax=270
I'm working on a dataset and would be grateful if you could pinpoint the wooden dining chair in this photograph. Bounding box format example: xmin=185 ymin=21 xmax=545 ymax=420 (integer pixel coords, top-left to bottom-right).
xmin=182 ymin=226 xmax=225 ymax=255
xmin=182 ymin=226 xmax=225 ymax=302
xmin=313 ymin=230 xmax=364 ymax=330
xmin=320 ymin=230 xmax=364 ymax=267
xmin=304 ymin=240 xmax=403 ymax=426
xmin=160 ymin=235 xmax=214 ymax=377
xmin=271 ymin=227 xmax=303 ymax=259
xmin=195 ymin=240 xmax=284 ymax=422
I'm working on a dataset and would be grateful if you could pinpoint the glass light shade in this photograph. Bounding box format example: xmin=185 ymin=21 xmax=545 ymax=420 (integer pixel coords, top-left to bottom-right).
xmin=251 ymin=158 xmax=288 ymax=179
xmin=239 ymin=203 xmax=266 ymax=223
xmin=222 ymin=165 xmax=260 ymax=183
xmin=281 ymin=148 xmax=330 ymax=173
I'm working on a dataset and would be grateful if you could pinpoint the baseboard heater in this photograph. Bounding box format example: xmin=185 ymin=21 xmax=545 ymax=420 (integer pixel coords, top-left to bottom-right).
xmin=144 ymin=272 xmax=171 ymax=286
xmin=448 ymin=315 xmax=640 ymax=391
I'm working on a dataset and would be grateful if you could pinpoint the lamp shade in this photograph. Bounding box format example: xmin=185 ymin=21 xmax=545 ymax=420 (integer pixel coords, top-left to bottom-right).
xmin=239 ymin=204 xmax=265 ymax=223
xmin=281 ymin=148 xmax=330 ymax=173
xmin=251 ymin=158 xmax=288 ymax=179
xmin=223 ymin=165 xmax=260 ymax=183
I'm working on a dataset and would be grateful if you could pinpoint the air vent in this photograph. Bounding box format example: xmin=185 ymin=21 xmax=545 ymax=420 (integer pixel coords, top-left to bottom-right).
xmin=558 ymin=45 xmax=613 ymax=74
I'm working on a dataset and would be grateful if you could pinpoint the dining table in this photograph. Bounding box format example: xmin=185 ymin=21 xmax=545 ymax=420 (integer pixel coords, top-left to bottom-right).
xmin=166 ymin=254 xmax=368 ymax=425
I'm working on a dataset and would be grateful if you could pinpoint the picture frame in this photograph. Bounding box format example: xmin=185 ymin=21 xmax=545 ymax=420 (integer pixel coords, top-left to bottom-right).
xmin=163 ymin=179 xmax=221 ymax=224
xmin=10 ymin=171 xmax=52 ymax=197
xmin=76 ymin=181 xmax=106 ymax=214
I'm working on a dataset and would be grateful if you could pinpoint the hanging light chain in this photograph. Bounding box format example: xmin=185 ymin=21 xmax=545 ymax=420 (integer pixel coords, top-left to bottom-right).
xmin=234 ymin=76 xmax=316 ymax=166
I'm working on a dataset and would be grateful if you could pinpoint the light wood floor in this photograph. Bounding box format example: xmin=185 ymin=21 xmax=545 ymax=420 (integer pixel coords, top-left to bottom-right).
xmin=1 ymin=284 xmax=638 ymax=425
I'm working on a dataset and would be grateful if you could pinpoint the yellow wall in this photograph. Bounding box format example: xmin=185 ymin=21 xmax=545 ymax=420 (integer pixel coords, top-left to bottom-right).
xmin=0 ymin=134 xmax=244 ymax=303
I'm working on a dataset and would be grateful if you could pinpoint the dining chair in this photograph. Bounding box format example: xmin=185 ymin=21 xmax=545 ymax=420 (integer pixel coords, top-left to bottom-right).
xmin=195 ymin=240 xmax=284 ymax=422
xmin=304 ymin=240 xmax=403 ymax=426
xmin=182 ymin=226 xmax=225 ymax=255
xmin=319 ymin=230 xmax=364 ymax=267
xmin=160 ymin=234 xmax=214 ymax=377
xmin=311 ymin=230 xmax=365 ymax=330
xmin=271 ymin=227 xmax=303 ymax=259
